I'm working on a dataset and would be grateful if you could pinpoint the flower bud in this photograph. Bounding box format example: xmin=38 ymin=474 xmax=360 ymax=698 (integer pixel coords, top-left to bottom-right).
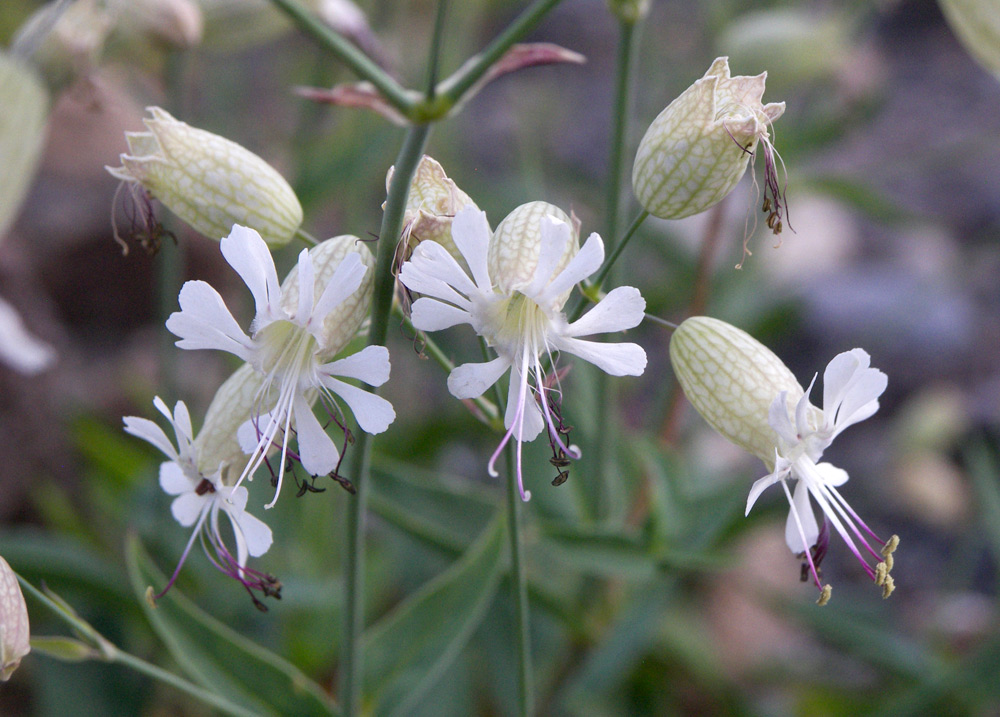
xmin=632 ymin=57 xmax=785 ymax=221
xmin=194 ymin=363 xmax=266 ymax=482
xmin=0 ymin=52 xmax=49 ymax=241
xmin=0 ymin=555 xmax=30 ymax=682
xmin=606 ymin=0 xmax=651 ymax=24
xmin=106 ymin=107 xmax=302 ymax=248
xmin=488 ymin=201 xmax=580 ymax=295
xmin=278 ymin=235 xmax=375 ymax=358
xmin=387 ymin=155 xmax=478 ymax=267
xmin=938 ymin=0 xmax=1000 ymax=78
xmin=11 ymin=0 xmax=112 ymax=91
xmin=112 ymin=0 xmax=204 ymax=49
xmin=669 ymin=316 xmax=809 ymax=467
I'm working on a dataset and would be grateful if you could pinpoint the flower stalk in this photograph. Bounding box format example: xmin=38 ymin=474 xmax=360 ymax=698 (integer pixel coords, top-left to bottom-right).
xmin=341 ymin=122 xmax=430 ymax=717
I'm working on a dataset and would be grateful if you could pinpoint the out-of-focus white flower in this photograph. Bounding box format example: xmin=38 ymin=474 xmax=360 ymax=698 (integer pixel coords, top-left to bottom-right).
xmin=166 ymin=226 xmax=394 ymax=507
xmin=112 ymin=0 xmax=204 ymax=49
xmin=400 ymin=203 xmax=646 ymax=501
xmin=0 ymin=297 xmax=55 ymax=375
xmin=0 ymin=555 xmax=30 ymax=681
xmin=939 ymin=0 xmax=1000 ymax=79
xmin=106 ymin=107 xmax=302 ymax=249
xmin=670 ymin=316 xmax=898 ymax=605
xmin=632 ymin=57 xmax=787 ymax=244
xmin=124 ymin=397 xmax=277 ymax=608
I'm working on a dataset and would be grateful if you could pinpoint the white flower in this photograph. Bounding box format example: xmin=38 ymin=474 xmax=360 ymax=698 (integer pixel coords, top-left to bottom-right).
xmin=399 ymin=205 xmax=647 ymax=501
xmin=166 ymin=225 xmax=395 ymax=507
xmin=0 ymin=297 xmax=55 ymax=374
xmin=670 ymin=317 xmax=898 ymax=604
xmin=745 ymin=349 xmax=898 ymax=604
xmin=123 ymin=397 xmax=277 ymax=607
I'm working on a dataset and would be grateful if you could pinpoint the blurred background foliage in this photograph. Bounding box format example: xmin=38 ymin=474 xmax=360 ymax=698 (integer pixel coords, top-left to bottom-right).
xmin=2 ymin=0 xmax=1000 ymax=714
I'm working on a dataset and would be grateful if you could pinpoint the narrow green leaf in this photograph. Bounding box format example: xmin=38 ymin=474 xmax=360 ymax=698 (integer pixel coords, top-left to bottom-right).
xmin=362 ymin=515 xmax=506 ymax=716
xmin=30 ymin=636 xmax=97 ymax=662
xmin=370 ymin=455 xmax=499 ymax=554
xmin=125 ymin=536 xmax=336 ymax=717
xmin=536 ymin=521 xmax=656 ymax=579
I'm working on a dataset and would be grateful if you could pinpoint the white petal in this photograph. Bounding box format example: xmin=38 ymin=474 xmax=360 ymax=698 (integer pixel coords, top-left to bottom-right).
xmin=320 ymin=377 xmax=396 ymax=434
xmin=295 ymin=248 xmax=315 ymax=322
xmin=159 ymin=461 xmax=194 ymax=496
xmin=785 ymin=480 xmax=820 ymax=554
xmin=522 ymin=217 xmax=571 ymax=297
xmin=0 ymin=296 xmax=56 ymax=374
xmin=398 ymin=260 xmax=473 ymax=309
xmin=822 ymin=349 xmax=869 ymax=414
xmin=123 ymin=416 xmax=179 ymax=461
xmin=219 ymin=483 xmax=249 ymax=512
xmin=767 ymin=392 xmax=797 ymax=446
xmin=745 ymin=460 xmax=786 ymax=515
xmin=563 ymin=286 xmax=645 ymax=337
xmin=220 ymin=225 xmax=281 ymax=321
xmin=170 ymin=492 xmax=207 ymax=527
xmin=450 ymin=207 xmax=493 ymax=291
xmin=831 ymin=376 xmax=886 ymax=438
xmin=312 ymin=252 xmax=366 ymax=320
xmin=549 ymin=336 xmax=646 ymax=377
xmin=410 ymin=297 xmax=473 ymax=332
xmin=293 ymin=392 xmax=340 ymax=476
xmin=534 ymin=232 xmax=604 ymax=305
xmin=166 ymin=281 xmax=254 ymax=362
xmin=321 ymin=345 xmax=391 ymax=386
xmin=447 ymin=356 xmax=510 ymax=399
xmin=170 ymin=400 xmax=194 ymax=445
xmin=413 ymin=240 xmax=480 ymax=295
xmin=230 ymin=508 xmax=273 ymax=559
xmin=505 ymin=368 xmax=544 ymax=441
xmin=813 ymin=462 xmax=849 ymax=487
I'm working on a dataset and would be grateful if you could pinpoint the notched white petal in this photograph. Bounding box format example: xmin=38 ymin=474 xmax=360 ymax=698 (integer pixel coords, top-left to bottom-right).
xmin=447 ymin=356 xmax=510 ymax=399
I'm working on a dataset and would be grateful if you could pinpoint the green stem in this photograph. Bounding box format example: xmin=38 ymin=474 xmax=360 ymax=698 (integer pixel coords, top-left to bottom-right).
xmin=439 ymin=0 xmax=565 ymax=105
xmin=341 ymin=124 xmax=430 ymax=717
xmin=424 ymin=0 xmax=449 ymax=99
xmin=268 ymin=0 xmax=413 ymax=115
xmin=505 ymin=439 xmax=534 ymax=716
xmin=16 ymin=576 xmax=257 ymax=717
xmin=594 ymin=208 xmax=648 ymax=291
xmin=483 ymin=340 xmax=533 ymax=716
xmin=592 ymin=17 xmax=640 ymax=519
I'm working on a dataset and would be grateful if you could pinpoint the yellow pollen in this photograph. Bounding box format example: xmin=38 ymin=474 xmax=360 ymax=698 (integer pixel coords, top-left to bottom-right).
xmin=881 ymin=534 xmax=900 ymax=558
xmin=817 ymin=584 xmax=832 ymax=606
xmin=875 ymin=561 xmax=888 ymax=586
xmin=881 ymin=575 xmax=896 ymax=599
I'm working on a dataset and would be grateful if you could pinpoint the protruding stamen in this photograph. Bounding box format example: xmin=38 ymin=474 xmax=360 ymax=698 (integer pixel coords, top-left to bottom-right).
xmin=817 ymin=584 xmax=832 ymax=606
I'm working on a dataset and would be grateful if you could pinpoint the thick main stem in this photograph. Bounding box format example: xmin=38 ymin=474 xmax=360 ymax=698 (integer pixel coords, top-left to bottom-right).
xmin=341 ymin=124 xmax=430 ymax=717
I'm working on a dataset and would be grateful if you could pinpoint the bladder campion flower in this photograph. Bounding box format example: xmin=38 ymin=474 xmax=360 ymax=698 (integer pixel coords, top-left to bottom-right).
xmin=106 ymin=107 xmax=302 ymax=250
xmin=166 ymin=226 xmax=395 ymax=507
xmin=670 ymin=316 xmax=898 ymax=605
xmin=632 ymin=57 xmax=787 ymax=239
xmin=399 ymin=203 xmax=647 ymax=501
xmin=0 ymin=554 xmax=30 ymax=681
xmin=123 ymin=397 xmax=277 ymax=608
